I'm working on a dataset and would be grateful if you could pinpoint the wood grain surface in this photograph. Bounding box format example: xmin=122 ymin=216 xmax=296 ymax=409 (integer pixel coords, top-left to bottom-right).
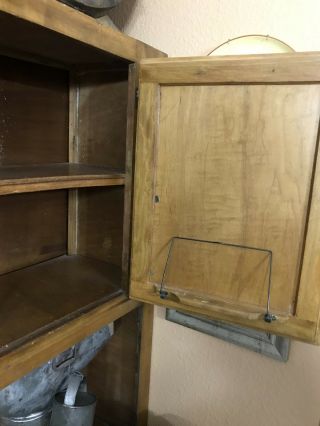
xmin=0 ymin=55 xmax=68 ymax=165
xmin=0 ymin=0 xmax=166 ymax=66
xmin=0 ymin=163 xmax=125 ymax=195
xmin=0 ymin=255 xmax=123 ymax=351
xmin=131 ymin=54 xmax=320 ymax=341
xmin=87 ymin=309 xmax=140 ymax=426
xmin=0 ymin=295 xmax=140 ymax=389
xmin=149 ymin=84 xmax=320 ymax=314
xmin=0 ymin=191 xmax=67 ymax=275
xmin=140 ymin=52 xmax=320 ymax=84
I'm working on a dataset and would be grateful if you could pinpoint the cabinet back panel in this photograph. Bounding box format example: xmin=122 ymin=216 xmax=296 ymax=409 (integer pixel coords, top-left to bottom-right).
xmin=0 ymin=191 xmax=67 ymax=274
xmin=149 ymin=84 xmax=320 ymax=314
xmin=77 ymin=69 xmax=128 ymax=170
xmin=75 ymin=69 xmax=128 ymax=272
xmin=0 ymin=55 xmax=69 ymax=165
xmin=77 ymin=187 xmax=124 ymax=268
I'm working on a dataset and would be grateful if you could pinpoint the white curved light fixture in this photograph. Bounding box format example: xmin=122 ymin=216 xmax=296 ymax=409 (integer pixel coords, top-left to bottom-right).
xmin=209 ymin=34 xmax=295 ymax=56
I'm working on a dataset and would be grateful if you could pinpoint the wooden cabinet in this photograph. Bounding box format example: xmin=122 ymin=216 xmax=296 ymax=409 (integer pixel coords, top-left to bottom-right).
xmin=0 ymin=2 xmax=163 ymax=425
xmin=1 ymin=1 xmax=320 ymax=424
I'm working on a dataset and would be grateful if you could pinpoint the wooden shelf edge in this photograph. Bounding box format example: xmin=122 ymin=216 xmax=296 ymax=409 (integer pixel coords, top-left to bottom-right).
xmin=137 ymin=304 xmax=154 ymax=426
xmin=0 ymin=177 xmax=125 ymax=195
xmin=0 ymin=0 xmax=166 ymax=62
xmin=0 ymin=163 xmax=126 ymax=195
xmin=130 ymin=282 xmax=317 ymax=343
xmin=0 ymin=295 xmax=140 ymax=389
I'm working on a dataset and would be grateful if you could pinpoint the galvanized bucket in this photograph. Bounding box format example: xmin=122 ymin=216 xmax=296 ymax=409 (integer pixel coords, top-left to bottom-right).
xmin=59 ymin=0 xmax=122 ymax=17
xmin=50 ymin=373 xmax=96 ymax=426
xmin=0 ymin=410 xmax=51 ymax=425
xmin=0 ymin=324 xmax=113 ymax=420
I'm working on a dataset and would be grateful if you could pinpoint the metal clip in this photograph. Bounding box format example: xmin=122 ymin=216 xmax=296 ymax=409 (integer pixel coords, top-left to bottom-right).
xmin=264 ymin=313 xmax=277 ymax=323
xmin=159 ymin=289 xmax=169 ymax=299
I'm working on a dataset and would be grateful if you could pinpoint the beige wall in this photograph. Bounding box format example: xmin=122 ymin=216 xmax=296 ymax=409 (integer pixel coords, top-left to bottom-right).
xmin=109 ymin=1 xmax=320 ymax=425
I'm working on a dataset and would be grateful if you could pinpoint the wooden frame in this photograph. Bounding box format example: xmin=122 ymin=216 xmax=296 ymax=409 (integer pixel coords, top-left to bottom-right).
xmin=0 ymin=4 xmax=165 ymax=425
xmin=139 ymin=52 xmax=320 ymax=83
xmin=0 ymin=295 xmax=140 ymax=389
xmin=130 ymin=53 xmax=320 ymax=344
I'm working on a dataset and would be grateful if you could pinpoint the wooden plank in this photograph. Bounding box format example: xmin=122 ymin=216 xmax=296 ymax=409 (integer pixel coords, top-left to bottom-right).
xmin=68 ymin=188 xmax=79 ymax=255
xmin=87 ymin=309 xmax=140 ymax=426
xmin=137 ymin=304 xmax=154 ymax=426
xmin=0 ymin=295 xmax=140 ymax=389
xmin=0 ymin=163 xmax=125 ymax=195
xmin=0 ymin=255 xmax=123 ymax=352
xmin=140 ymin=52 xmax=320 ymax=84
xmin=296 ymin=119 xmax=320 ymax=323
xmin=68 ymin=73 xmax=80 ymax=255
xmin=130 ymin=83 xmax=159 ymax=288
xmin=122 ymin=64 xmax=138 ymax=292
xmin=0 ymin=0 xmax=166 ymax=64
xmin=0 ymin=191 xmax=67 ymax=275
xmin=130 ymin=282 xmax=317 ymax=343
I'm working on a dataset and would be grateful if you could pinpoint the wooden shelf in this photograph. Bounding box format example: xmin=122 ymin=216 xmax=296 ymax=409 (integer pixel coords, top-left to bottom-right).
xmin=0 ymin=255 xmax=123 ymax=352
xmin=0 ymin=163 xmax=125 ymax=195
xmin=0 ymin=295 xmax=140 ymax=389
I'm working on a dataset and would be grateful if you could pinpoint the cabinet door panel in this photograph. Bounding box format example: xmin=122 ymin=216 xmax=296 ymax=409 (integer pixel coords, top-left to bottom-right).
xmin=151 ymin=84 xmax=319 ymax=314
xmin=131 ymin=53 xmax=320 ymax=342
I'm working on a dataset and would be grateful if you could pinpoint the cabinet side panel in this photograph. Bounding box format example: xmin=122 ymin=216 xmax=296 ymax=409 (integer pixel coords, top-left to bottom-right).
xmin=296 ymin=122 xmax=320 ymax=324
xmin=122 ymin=64 xmax=138 ymax=291
xmin=87 ymin=309 xmax=140 ymax=426
xmin=137 ymin=304 xmax=154 ymax=426
xmin=131 ymin=83 xmax=159 ymax=287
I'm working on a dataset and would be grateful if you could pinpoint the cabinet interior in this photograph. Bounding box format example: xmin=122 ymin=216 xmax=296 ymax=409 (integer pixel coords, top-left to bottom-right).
xmin=0 ymin=43 xmax=142 ymax=424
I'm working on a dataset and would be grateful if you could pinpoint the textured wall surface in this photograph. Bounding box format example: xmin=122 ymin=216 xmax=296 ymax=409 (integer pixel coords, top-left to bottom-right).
xmin=108 ymin=0 xmax=320 ymax=56
xmin=108 ymin=1 xmax=320 ymax=425
xmin=148 ymin=307 xmax=320 ymax=426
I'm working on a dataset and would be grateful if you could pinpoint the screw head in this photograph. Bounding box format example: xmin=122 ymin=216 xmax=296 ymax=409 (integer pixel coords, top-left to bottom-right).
xmin=160 ymin=290 xmax=168 ymax=299
xmin=264 ymin=313 xmax=277 ymax=323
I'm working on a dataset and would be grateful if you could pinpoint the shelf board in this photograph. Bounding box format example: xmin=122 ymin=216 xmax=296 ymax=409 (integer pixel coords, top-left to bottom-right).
xmin=0 ymin=295 xmax=140 ymax=389
xmin=0 ymin=163 xmax=125 ymax=195
xmin=0 ymin=255 xmax=123 ymax=352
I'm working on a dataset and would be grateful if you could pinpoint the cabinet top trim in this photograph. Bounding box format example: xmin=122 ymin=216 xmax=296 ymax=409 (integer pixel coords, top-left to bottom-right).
xmin=0 ymin=0 xmax=166 ymax=63
xmin=139 ymin=51 xmax=320 ymax=84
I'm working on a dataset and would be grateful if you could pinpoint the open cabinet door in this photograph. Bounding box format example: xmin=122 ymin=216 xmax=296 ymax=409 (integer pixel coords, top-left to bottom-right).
xmin=130 ymin=53 xmax=320 ymax=343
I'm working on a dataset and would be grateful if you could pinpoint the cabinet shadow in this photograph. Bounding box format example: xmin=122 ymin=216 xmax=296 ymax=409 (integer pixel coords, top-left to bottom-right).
xmin=148 ymin=412 xmax=194 ymax=426
xmin=108 ymin=0 xmax=138 ymax=30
